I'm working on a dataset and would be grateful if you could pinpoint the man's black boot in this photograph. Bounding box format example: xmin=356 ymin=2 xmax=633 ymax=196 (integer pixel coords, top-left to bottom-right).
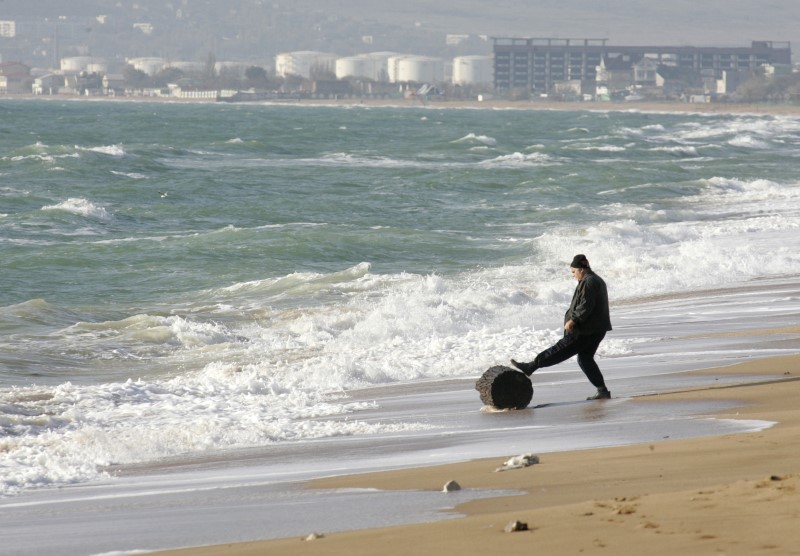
xmin=510 ymin=359 xmax=538 ymax=376
xmin=587 ymin=387 xmax=611 ymax=400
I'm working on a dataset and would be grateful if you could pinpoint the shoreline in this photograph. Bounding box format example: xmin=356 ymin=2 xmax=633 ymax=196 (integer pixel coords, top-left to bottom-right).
xmin=296 ymin=97 xmax=800 ymax=116
xmin=4 ymin=93 xmax=800 ymax=116
xmin=154 ymin=353 xmax=800 ymax=555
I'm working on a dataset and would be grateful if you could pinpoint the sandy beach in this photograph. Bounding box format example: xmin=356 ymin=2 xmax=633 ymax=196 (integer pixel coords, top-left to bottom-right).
xmin=152 ymin=345 xmax=800 ymax=556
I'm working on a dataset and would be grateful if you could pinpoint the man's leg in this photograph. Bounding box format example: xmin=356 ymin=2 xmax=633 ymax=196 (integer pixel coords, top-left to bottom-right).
xmin=512 ymin=334 xmax=580 ymax=375
xmin=577 ymin=332 xmax=610 ymax=398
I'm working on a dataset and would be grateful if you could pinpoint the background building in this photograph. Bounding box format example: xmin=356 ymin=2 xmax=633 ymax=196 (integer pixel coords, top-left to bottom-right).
xmin=493 ymin=38 xmax=792 ymax=95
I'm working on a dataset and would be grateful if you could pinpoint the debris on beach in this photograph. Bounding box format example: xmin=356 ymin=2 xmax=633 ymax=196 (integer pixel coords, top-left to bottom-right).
xmin=303 ymin=532 xmax=325 ymax=541
xmin=495 ymin=453 xmax=540 ymax=472
xmin=442 ymin=480 xmax=462 ymax=492
xmin=504 ymin=520 xmax=529 ymax=533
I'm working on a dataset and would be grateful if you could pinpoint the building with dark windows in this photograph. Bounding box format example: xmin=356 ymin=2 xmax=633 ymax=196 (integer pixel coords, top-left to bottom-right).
xmin=493 ymin=38 xmax=792 ymax=95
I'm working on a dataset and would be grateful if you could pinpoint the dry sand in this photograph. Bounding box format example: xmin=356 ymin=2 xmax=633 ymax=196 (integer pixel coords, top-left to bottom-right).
xmin=154 ymin=348 xmax=800 ymax=556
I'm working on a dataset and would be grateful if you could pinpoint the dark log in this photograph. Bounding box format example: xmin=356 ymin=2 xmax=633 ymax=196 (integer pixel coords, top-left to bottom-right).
xmin=475 ymin=365 xmax=533 ymax=409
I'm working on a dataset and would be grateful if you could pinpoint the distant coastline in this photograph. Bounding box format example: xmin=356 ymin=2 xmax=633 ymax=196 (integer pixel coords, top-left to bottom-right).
xmin=288 ymin=97 xmax=800 ymax=116
xmin=4 ymin=93 xmax=800 ymax=116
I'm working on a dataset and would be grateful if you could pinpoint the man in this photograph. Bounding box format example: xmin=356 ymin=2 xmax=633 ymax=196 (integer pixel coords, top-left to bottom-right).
xmin=511 ymin=254 xmax=613 ymax=400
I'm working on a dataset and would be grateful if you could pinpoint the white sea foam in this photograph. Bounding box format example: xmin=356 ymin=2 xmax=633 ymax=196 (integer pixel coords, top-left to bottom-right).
xmin=41 ymin=198 xmax=112 ymax=221
xmin=0 ymin=367 xmax=432 ymax=496
xmin=728 ymin=134 xmax=770 ymax=149
xmin=83 ymin=144 xmax=127 ymax=157
xmin=453 ymin=133 xmax=498 ymax=146
xmin=569 ymin=144 xmax=627 ymax=152
xmin=8 ymin=152 xmax=80 ymax=163
xmin=480 ymin=152 xmax=556 ymax=166
xmin=111 ymin=170 xmax=147 ymax=179
xmin=648 ymin=145 xmax=699 ymax=156
xmin=535 ymin=177 xmax=800 ymax=299
xmin=4 ymin=175 xmax=800 ymax=496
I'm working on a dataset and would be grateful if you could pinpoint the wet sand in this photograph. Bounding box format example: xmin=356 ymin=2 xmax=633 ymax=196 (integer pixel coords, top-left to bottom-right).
xmin=154 ymin=350 xmax=800 ymax=556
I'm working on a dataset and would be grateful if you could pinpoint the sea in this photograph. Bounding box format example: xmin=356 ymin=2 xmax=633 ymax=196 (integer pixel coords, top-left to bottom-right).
xmin=1 ymin=98 xmax=800 ymax=554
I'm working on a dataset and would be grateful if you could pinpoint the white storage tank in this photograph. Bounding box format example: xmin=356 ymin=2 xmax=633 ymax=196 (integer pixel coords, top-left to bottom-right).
xmin=127 ymin=57 xmax=167 ymax=75
xmin=335 ymin=52 xmax=396 ymax=81
xmin=60 ymin=57 xmax=95 ymax=73
xmin=452 ymin=55 xmax=493 ymax=85
xmin=336 ymin=56 xmax=367 ymax=80
xmin=275 ymin=51 xmax=337 ymax=79
xmin=388 ymin=55 xmax=444 ymax=83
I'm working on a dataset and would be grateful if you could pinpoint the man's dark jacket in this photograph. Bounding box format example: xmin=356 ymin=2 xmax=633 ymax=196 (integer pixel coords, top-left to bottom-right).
xmin=564 ymin=270 xmax=612 ymax=336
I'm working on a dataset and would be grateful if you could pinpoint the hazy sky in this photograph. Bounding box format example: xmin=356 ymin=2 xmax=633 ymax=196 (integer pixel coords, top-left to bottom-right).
xmin=296 ymin=0 xmax=800 ymax=48
xmin=1 ymin=0 xmax=798 ymax=63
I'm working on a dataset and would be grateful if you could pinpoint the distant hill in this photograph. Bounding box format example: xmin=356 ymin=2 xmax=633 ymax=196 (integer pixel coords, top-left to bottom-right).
xmin=291 ymin=0 xmax=800 ymax=47
xmin=1 ymin=0 xmax=797 ymax=66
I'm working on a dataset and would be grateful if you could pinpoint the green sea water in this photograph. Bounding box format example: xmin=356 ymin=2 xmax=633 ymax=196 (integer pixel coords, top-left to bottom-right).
xmin=1 ymin=98 xmax=799 ymax=495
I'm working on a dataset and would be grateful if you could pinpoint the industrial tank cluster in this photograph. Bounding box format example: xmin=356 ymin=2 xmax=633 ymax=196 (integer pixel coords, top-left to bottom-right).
xmin=279 ymin=51 xmax=493 ymax=85
xmin=58 ymin=52 xmax=493 ymax=85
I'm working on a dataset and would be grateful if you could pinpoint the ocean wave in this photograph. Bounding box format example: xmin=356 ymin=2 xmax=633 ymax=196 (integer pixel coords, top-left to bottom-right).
xmin=699 ymin=177 xmax=800 ymax=208
xmin=619 ymin=124 xmax=667 ymax=137
xmin=214 ymin=262 xmax=377 ymax=302
xmin=647 ymin=145 xmax=699 ymax=156
xmin=567 ymin=144 xmax=627 ymax=152
xmin=453 ymin=133 xmax=498 ymax=147
xmin=81 ymin=144 xmax=127 ymax=157
xmin=41 ymin=198 xmax=112 ymax=222
xmin=0 ymin=370 xmax=432 ymax=496
xmin=7 ymin=152 xmax=80 ymax=163
xmin=110 ymin=170 xmax=147 ymax=179
xmin=479 ymin=152 xmax=557 ymax=166
xmin=673 ymin=117 xmax=784 ymax=144
xmin=319 ymin=152 xmax=411 ymax=167
xmin=0 ymin=298 xmax=88 ymax=328
xmin=0 ymin=186 xmax=29 ymax=197
xmin=727 ymin=134 xmax=770 ymax=149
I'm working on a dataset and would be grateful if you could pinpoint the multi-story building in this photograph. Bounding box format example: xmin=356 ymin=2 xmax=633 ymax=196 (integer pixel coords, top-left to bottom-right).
xmin=493 ymin=38 xmax=792 ymax=95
